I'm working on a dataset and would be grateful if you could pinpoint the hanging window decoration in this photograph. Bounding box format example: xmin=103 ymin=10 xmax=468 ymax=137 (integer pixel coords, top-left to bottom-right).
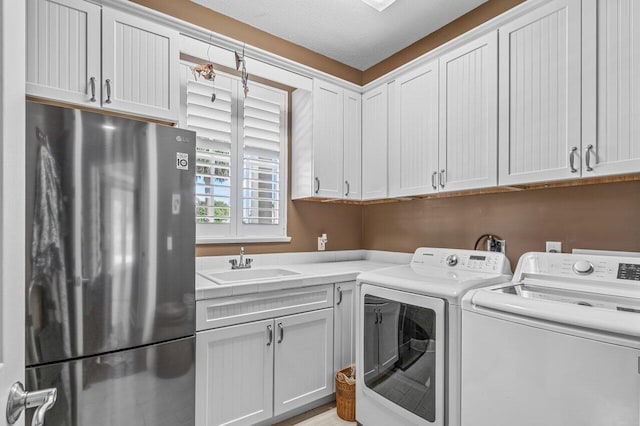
xmin=235 ymin=45 xmax=249 ymax=97
xmin=192 ymin=62 xmax=217 ymax=103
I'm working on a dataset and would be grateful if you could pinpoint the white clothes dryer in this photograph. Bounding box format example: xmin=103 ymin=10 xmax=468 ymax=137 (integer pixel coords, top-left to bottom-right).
xmin=356 ymin=248 xmax=512 ymax=426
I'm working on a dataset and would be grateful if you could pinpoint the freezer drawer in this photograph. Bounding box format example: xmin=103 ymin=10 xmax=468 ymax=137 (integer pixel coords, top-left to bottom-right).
xmin=26 ymin=336 xmax=195 ymax=426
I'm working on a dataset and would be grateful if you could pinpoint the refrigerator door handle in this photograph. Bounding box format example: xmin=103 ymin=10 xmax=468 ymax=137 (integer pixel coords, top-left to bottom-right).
xmin=6 ymin=382 xmax=57 ymax=426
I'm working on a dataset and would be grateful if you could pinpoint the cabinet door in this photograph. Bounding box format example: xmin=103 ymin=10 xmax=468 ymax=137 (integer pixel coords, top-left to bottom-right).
xmin=343 ymin=90 xmax=362 ymax=200
xmin=196 ymin=320 xmax=274 ymax=426
xmin=498 ymin=0 xmax=582 ymax=185
xmin=439 ymin=32 xmax=498 ymax=192
xmin=582 ymin=0 xmax=640 ymax=177
xmin=312 ymin=80 xmax=344 ymax=198
xmin=334 ymin=282 xmax=356 ymax=371
xmin=274 ymin=308 xmax=334 ymax=416
xmin=102 ymin=7 xmax=180 ymax=122
xmin=26 ymin=0 xmax=101 ymax=106
xmin=389 ymin=61 xmax=439 ymax=197
xmin=362 ymin=85 xmax=388 ymax=200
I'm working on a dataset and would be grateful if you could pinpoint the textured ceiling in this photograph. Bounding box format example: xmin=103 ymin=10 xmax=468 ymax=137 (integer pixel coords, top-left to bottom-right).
xmin=190 ymin=0 xmax=488 ymax=70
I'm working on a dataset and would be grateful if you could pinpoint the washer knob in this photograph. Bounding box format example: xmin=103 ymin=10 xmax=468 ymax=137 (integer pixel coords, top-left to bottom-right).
xmin=446 ymin=255 xmax=458 ymax=267
xmin=573 ymin=260 xmax=594 ymax=275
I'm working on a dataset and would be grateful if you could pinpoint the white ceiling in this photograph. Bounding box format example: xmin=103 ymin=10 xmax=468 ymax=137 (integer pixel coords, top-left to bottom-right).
xmin=190 ymin=0 xmax=488 ymax=70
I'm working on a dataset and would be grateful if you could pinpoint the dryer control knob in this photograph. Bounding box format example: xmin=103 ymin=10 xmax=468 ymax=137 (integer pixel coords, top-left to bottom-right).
xmin=446 ymin=255 xmax=458 ymax=267
xmin=572 ymin=260 xmax=594 ymax=275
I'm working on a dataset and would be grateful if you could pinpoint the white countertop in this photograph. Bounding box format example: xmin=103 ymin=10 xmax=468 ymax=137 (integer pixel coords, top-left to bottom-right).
xmin=195 ymin=250 xmax=411 ymax=300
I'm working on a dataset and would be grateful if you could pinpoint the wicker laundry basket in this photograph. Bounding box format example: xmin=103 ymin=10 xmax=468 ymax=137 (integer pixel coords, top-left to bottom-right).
xmin=335 ymin=365 xmax=356 ymax=421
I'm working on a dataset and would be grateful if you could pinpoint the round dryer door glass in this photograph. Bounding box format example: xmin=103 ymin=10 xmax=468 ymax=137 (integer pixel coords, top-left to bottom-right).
xmin=363 ymin=294 xmax=438 ymax=422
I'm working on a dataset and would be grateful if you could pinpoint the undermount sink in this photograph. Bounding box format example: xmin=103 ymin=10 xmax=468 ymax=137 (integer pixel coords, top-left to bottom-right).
xmin=202 ymin=268 xmax=301 ymax=285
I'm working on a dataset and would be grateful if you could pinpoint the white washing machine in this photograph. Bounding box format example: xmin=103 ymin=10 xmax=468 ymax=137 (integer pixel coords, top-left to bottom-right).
xmin=356 ymin=248 xmax=512 ymax=426
xmin=461 ymin=252 xmax=640 ymax=426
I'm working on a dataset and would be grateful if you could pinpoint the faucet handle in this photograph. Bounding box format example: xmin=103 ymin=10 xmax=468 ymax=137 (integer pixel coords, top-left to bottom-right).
xmin=229 ymin=259 xmax=238 ymax=268
xmin=245 ymin=258 xmax=253 ymax=267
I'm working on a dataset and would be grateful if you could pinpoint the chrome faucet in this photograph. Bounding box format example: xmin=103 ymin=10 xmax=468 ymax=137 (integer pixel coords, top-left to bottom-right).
xmin=229 ymin=246 xmax=252 ymax=270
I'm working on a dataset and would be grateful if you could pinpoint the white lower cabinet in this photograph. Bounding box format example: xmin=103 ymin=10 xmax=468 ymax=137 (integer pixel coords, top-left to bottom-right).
xmin=196 ymin=303 xmax=334 ymax=426
xmin=273 ymin=308 xmax=334 ymax=416
xmin=333 ymin=282 xmax=356 ymax=371
xmin=196 ymin=320 xmax=274 ymax=426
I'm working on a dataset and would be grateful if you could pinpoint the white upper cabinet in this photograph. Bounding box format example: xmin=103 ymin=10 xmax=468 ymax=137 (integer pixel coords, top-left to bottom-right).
xmin=26 ymin=0 xmax=101 ymax=105
xmin=343 ymin=90 xmax=362 ymax=200
xmin=292 ymin=80 xmax=361 ymax=200
xmin=582 ymin=0 xmax=640 ymax=177
xmin=102 ymin=8 xmax=180 ymax=121
xmin=362 ymin=84 xmax=389 ymax=200
xmin=26 ymin=0 xmax=180 ymax=122
xmin=439 ymin=32 xmax=498 ymax=192
xmin=498 ymin=0 xmax=583 ymax=185
xmin=312 ymin=79 xmax=345 ymax=198
xmin=389 ymin=61 xmax=439 ymax=197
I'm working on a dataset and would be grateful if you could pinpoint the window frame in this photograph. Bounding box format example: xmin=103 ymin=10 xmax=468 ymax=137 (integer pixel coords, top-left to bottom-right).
xmin=180 ymin=62 xmax=290 ymax=244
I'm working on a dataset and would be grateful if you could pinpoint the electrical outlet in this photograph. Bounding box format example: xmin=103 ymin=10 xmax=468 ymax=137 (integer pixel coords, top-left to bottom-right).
xmin=546 ymin=241 xmax=562 ymax=253
xmin=318 ymin=234 xmax=328 ymax=251
xmin=487 ymin=238 xmax=506 ymax=254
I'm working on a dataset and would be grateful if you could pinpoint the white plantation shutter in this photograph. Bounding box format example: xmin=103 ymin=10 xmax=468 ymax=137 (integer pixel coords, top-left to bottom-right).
xmin=241 ymin=85 xmax=286 ymax=228
xmin=180 ymin=62 xmax=287 ymax=241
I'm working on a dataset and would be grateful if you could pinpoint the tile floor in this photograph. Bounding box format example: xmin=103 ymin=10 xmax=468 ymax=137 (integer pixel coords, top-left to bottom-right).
xmin=275 ymin=403 xmax=355 ymax=426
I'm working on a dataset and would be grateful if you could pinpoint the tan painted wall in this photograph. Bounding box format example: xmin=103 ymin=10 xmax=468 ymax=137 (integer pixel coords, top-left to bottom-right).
xmin=136 ymin=0 xmax=640 ymax=262
xmin=362 ymin=181 xmax=640 ymax=267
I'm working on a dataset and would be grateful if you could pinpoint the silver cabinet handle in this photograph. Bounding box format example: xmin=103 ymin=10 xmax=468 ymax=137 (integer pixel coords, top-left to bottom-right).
xmin=439 ymin=169 xmax=446 ymax=188
xmin=431 ymin=171 xmax=438 ymax=190
xmin=344 ymin=181 xmax=350 ymax=197
xmin=89 ymin=77 xmax=96 ymax=102
xmin=266 ymin=325 xmax=273 ymax=346
xmin=314 ymin=177 xmax=320 ymax=194
xmin=6 ymin=382 xmax=57 ymax=426
xmin=105 ymin=79 xmax=112 ymax=104
xmin=277 ymin=323 xmax=284 ymax=343
xmin=374 ymin=309 xmax=379 ymax=324
xmin=585 ymin=144 xmax=594 ymax=172
xmin=379 ymin=311 xmax=383 ymax=325
xmin=336 ymin=287 xmax=343 ymax=305
xmin=569 ymin=146 xmax=578 ymax=173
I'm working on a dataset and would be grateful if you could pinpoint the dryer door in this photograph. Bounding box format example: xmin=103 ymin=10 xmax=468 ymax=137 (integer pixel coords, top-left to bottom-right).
xmin=358 ymin=284 xmax=445 ymax=425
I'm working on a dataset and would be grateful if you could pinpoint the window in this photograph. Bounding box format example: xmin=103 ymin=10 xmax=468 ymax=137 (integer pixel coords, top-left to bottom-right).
xmin=180 ymin=63 xmax=288 ymax=243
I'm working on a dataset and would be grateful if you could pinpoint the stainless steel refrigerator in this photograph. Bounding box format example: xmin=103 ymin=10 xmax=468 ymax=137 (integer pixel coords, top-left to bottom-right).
xmin=25 ymin=102 xmax=196 ymax=426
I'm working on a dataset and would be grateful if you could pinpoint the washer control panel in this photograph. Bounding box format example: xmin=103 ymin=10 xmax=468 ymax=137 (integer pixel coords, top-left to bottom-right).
xmin=516 ymin=253 xmax=640 ymax=284
xmin=411 ymin=248 xmax=511 ymax=274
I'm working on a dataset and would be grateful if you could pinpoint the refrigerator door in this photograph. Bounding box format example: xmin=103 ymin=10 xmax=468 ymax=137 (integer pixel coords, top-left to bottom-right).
xmin=26 ymin=102 xmax=196 ymax=366
xmin=25 ymin=336 xmax=195 ymax=426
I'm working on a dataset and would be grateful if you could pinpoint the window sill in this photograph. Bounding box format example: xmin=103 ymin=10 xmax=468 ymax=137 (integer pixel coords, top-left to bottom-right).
xmin=196 ymin=236 xmax=292 ymax=245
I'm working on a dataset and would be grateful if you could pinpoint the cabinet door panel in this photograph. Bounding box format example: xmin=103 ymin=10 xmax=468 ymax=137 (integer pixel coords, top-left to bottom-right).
xmin=343 ymin=90 xmax=362 ymax=200
xmin=439 ymin=32 xmax=498 ymax=192
xmin=274 ymin=308 xmax=334 ymax=416
xmin=389 ymin=61 xmax=439 ymax=197
xmin=102 ymin=7 xmax=179 ymax=121
xmin=26 ymin=0 xmax=101 ymax=105
xmin=312 ymin=80 xmax=344 ymax=198
xmin=362 ymin=85 xmax=388 ymax=200
xmin=499 ymin=0 xmax=582 ymax=185
xmin=582 ymin=0 xmax=640 ymax=177
xmin=196 ymin=320 xmax=274 ymax=426
xmin=334 ymin=282 xmax=356 ymax=372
